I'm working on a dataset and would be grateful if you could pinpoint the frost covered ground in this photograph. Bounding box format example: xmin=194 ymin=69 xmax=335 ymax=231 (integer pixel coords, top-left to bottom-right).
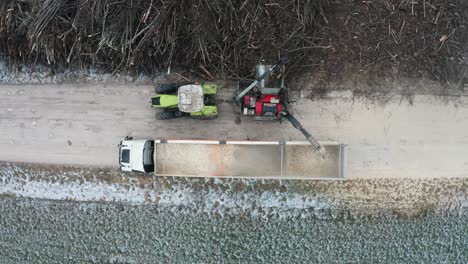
xmin=0 ymin=61 xmax=157 ymax=84
xmin=0 ymin=197 xmax=466 ymax=263
xmin=0 ymin=162 xmax=337 ymax=219
xmin=0 ymin=155 xmax=467 ymax=262
xmin=1 ymin=162 xmax=466 ymax=220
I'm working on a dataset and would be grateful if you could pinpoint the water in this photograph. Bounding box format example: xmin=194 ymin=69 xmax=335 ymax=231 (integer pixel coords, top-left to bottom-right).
xmin=0 ymin=197 xmax=466 ymax=263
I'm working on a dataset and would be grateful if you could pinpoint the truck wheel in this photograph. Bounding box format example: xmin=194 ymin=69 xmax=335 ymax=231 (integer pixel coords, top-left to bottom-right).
xmin=156 ymin=83 xmax=180 ymax=94
xmin=156 ymin=111 xmax=177 ymax=120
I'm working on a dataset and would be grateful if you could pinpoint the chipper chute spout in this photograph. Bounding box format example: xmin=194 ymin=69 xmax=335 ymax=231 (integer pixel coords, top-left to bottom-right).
xmin=283 ymin=112 xmax=329 ymax=160
xmin=234 ymin=59 xmax=288 ymax=103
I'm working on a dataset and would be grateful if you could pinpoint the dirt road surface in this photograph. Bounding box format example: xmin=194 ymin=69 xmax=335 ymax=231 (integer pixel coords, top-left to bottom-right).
xmin=0 ymin=83 xmax=467 ymax=179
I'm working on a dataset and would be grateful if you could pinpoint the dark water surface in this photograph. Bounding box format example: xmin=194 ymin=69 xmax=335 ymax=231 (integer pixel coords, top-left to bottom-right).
xmin=0 ymin=198 xmax=466 ymax=263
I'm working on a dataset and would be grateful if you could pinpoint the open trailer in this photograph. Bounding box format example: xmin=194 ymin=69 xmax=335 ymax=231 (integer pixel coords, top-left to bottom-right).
xmin=119 ymin=138 xmax=346 ymax=180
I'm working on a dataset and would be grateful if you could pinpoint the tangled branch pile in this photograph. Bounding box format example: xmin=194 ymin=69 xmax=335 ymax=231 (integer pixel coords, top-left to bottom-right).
xmin=0 ymin=0 xmax=327 ymax=78
xmin=0 ymin=0 xmax=467 ymax=84
xmin=319 ymin=0 xmax=468 ymax=86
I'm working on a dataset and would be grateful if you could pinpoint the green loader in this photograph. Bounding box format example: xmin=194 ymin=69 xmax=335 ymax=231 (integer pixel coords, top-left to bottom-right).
xmin=151 ymin=83 xmax=218 ymax=120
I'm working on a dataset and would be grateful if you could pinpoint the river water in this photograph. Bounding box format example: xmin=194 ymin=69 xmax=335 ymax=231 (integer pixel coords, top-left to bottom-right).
xmin=0 ymin=197 xmax=466 ymax=263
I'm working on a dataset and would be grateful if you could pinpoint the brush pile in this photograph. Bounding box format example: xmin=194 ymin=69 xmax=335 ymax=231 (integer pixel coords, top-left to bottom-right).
xmin=319 ymin=0 xmax=468 ymax=88
xmin=0 ymin=0 xmax=327 ymax=78
xmin=0 ymin=0 xmax=467 ymax=83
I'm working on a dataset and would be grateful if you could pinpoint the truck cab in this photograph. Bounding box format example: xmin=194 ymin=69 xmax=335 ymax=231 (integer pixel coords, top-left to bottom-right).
xmin=118 ymin=138 xmax=154 ymax=173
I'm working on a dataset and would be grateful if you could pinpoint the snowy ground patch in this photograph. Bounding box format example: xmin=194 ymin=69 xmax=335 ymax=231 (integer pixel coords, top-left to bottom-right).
xmin=1 ymin=162 xmax=466 ymax=219
xmin=0 ymin=61 xmax=159 ymax=84
xmin=0 ymin=162 xmax=335 ymax=219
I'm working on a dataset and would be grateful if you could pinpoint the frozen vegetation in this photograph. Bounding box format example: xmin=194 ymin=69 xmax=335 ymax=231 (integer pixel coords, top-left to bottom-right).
xmin=0 ymin=162 xmax=337 ymax=219
xmin=1 ymin=162 xmax=467 ymax=220
xmin=0 ymin=163 xmax=466 ymax=262
xmin=0 ymin=61 xmax=157 ymax=84
xmin=0 ymin=197 xmax=466 ymax=263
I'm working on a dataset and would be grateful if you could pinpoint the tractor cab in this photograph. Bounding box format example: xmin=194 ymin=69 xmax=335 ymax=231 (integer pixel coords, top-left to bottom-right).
xmin=177 ymin=85 xmax=204 ymax=112
xmin=151 ymin=83 xmax=218 ymax=120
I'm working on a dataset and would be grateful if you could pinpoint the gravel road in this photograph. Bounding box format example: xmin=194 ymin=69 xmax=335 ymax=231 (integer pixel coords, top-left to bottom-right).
xmin=0 ymin=83 xmax=467 ymax=178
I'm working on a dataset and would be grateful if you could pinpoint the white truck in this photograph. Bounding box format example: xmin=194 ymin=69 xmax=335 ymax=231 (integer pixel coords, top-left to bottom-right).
xmin=118 ymin=138 xmax=346 ymax=180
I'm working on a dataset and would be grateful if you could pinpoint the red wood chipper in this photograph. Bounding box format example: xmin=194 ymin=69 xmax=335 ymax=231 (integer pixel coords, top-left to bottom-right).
xmin=233 ymin=59 xmax=328 ymax=159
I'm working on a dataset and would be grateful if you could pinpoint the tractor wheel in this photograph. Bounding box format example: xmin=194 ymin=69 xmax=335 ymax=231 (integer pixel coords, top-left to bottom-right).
xmin=155 ymin=83 xmax=180 ymax=94
xmin=155 ymin=111 xmax=177 ymax=120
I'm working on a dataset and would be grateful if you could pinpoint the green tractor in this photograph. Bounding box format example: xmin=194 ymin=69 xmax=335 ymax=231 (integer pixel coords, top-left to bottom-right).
xmin=151 ymin=83 xmax=218 ymax=120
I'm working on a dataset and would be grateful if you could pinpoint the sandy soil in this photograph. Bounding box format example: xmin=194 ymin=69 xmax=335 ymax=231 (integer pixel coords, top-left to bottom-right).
xmin=0 ymin=83 xmax=467 ymax=179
